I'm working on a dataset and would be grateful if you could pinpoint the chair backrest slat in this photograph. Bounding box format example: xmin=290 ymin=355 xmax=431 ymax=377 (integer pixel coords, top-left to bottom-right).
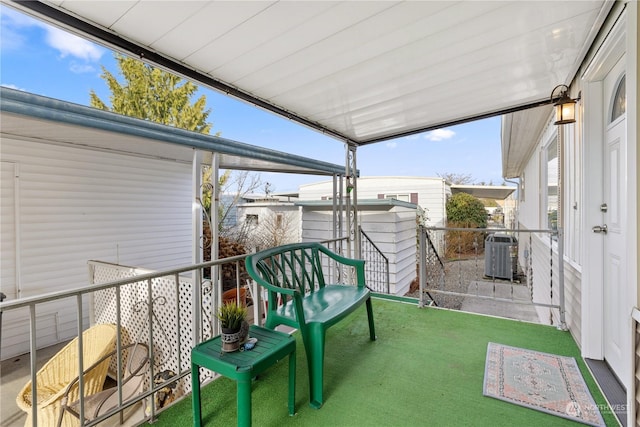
xmin=252 ymin=243 xmax=328 ymax=295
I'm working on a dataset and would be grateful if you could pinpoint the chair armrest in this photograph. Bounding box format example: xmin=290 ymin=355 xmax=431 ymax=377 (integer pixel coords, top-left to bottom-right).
xmin=245 ymin=257 xmax=300 ymax=296
xmin=316 ymin=245 xmax=365 ymax=268
xmin=58 ymin=359 xmax=109 ymax=408
xmin=316 ymin=245 xmax=367 ymax=288
xmin=59 ymin=343 xmax=148 ymax=409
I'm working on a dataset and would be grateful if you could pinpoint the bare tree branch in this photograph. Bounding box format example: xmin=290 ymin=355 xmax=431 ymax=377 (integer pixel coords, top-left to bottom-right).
xmin=437 ymin=172 xmax=475 ymax=185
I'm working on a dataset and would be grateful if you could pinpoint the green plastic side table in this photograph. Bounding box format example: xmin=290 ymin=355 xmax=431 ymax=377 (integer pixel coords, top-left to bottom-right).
xmin=191 ymin=325 xmax=296 ymax=427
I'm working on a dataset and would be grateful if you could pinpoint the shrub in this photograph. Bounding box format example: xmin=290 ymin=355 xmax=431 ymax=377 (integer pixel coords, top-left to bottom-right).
xmin=445 ymin=193 xmax=487 ymax=258
xmin=446 ymin=193 xmax=487 ymax=228
xmin=203 ymin=223 xmax=248 ymax=290
xmin=444 ymin=221 xmax=485 ymax=259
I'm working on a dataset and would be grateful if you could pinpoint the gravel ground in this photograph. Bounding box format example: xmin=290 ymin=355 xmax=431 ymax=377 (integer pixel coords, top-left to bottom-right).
xmin=405 ymin=258 xmax=522 ymax=310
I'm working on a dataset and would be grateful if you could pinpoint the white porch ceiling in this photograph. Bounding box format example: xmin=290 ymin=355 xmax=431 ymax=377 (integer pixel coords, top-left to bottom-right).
xmin=6 ymin=0 xmax=613 ymax=145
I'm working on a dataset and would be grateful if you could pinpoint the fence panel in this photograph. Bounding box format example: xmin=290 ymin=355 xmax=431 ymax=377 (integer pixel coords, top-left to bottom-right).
xmin=419 ymin=226 xmax=565 ymax=328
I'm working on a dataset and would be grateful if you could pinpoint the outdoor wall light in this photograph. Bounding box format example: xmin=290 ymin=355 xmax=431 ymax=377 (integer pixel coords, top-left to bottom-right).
xmin=550 ymin=84 xmax=580 ymax=125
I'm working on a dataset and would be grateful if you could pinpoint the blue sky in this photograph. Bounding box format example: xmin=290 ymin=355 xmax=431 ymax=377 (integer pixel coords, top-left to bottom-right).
xmin=0 ymin=5 xmax=505 ymax=193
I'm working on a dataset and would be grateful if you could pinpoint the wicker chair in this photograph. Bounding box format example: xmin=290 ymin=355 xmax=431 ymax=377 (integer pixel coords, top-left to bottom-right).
xmin=16 ymin=324 xmax=118 ymax=427
xmin=58 ymin=342 xmax=149 ymax=427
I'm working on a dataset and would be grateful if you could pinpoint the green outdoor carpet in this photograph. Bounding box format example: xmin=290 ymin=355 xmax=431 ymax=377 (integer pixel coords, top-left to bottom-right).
xmin=149 ymin=298 xmax=618 ymax=427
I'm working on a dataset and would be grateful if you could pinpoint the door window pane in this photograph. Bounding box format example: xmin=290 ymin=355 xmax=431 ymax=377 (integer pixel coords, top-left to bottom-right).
xmin=610 ymin=75 xmax=626 ymax=123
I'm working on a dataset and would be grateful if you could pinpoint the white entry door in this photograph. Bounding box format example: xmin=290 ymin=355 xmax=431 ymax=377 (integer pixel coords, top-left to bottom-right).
xmin=601 ymin=57 xmax=627 ymax=384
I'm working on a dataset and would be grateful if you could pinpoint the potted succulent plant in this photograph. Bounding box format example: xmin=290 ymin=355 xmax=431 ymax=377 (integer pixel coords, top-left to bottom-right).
xmin=217 ymin=302 xmax=248 ymax=352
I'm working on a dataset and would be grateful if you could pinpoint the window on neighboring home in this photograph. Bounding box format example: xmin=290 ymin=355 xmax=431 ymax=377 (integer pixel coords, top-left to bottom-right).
xmin=275 ymin=213 xmax=283 ymax=228
xmin=543 ymin=135 xmax=559 ymax=236
xmin=379 ymin=193 xmax=418 ymax=203
xmin=245 ymin=214 xmax=258 ymax=225
xmin=385 ymin=194 xmax=409 ymax=202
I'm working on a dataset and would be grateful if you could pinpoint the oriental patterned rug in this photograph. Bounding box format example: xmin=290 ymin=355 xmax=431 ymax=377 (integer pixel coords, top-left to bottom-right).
xmin=483 ymin=342 xmax=605 ymax=426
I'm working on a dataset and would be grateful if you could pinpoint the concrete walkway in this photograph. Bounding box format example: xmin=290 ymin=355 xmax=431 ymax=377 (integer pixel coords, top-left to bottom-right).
xmin=1 ymin=341 xmax=68 ymax=427
xmin=460 ymin=280 xmax=540 ymax=323
xmin=0 ymin=309 xmax=262 ymax=427
xmin=1 ymin=340 xmax=150 ymax=427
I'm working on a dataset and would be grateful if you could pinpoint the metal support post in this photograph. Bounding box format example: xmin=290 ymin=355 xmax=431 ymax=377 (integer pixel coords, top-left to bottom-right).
xmin=192 ymin=149 xmax=203 ymax=344
xmin=346 ymin=145 xmax=359 ymax=259
xmin=419 ymin=227 xmax=426 ymax=308
xmin=557 ymin=228 xmax=567 ymax=330
xmin=211 ymin=153 xmax=220 ymax=336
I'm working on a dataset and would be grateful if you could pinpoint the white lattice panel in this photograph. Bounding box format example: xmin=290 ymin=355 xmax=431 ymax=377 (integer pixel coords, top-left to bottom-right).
xmin=90 ymin=262 xmax=217 ymax=403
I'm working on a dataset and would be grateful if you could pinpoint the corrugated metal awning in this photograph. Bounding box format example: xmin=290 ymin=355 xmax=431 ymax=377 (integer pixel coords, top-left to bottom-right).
xmin=451 ymin=184 xmax=516 ymax=200
xmin=4 ymin=0 xmax=613 ymax=146
xmin=0 ymin=87 xmax=347 ymax=176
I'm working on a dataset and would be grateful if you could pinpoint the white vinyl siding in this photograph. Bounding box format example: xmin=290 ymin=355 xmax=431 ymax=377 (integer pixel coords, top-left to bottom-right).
xmin=529 ymin=232 xmax=582 ymax=346
xmin=358 ymin=209 xmax=416 ymax=295
xmin=542 ymin=135 xmax=559 ymax=234
xmin=301 ymin=203 xmax=417 ymax=295
xmin=518 ymin=156 xmax=541 ymax=229
xmin=562 ymin=116 xmax=582 ymax=265
xmin=1 ymin=162 xmax=18 ymax=300
xmin=300 ymin=210 xmax=339 ymax=242
xmin=1 ymin=137 xmax=193 ymax=358
xmin=299 ymin=176 xmax=449 ymax=227
xmin=516 ymin=114 xmax=583 ymax=347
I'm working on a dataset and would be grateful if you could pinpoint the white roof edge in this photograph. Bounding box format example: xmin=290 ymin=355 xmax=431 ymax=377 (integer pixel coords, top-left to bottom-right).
xmin=500 ymin=105 xmax=553 ymax=179
xmin=0 ymin=87 xmax=347 ymax=176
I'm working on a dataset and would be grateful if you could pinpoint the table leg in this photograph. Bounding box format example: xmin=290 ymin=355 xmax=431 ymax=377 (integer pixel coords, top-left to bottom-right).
xmin=191 ymin=363 xmax=202 ymax=427
xmin=288 ymin=347 xmax=296 ymax=416
xmin=237 ymin=377 xmax=252 ymax=427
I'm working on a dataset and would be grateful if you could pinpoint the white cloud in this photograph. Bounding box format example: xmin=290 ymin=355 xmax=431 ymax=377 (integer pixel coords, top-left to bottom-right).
xmin=69 ymin=62 xmax=96 ymax=74
xmin=424 ymin=128 xmax=455 ymax=141
xmin=0 ymin=8 xmax=29 ymax=51
xmin=45 ymin=26 xmax=104 ymax=61
xmin=386 ymin=141 xmax=397 ymax=149
xmin=0 ymin=6 xmax=104 ymax=61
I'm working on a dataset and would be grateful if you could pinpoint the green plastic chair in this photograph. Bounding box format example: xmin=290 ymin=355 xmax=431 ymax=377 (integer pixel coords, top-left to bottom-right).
xmin=246 ymin=242 xmax=376 ymax=408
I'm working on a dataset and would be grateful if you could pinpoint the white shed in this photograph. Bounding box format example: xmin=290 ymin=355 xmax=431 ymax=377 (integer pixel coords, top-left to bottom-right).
xmin=299 ymin=199 xmax=418 ymax=296
xmin=299 ymin=176 xmax=450 ymax=227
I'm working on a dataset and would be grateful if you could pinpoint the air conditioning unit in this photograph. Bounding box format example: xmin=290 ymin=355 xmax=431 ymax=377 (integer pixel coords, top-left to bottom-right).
xmin=484 ymin=233 xmax=518 ymax=280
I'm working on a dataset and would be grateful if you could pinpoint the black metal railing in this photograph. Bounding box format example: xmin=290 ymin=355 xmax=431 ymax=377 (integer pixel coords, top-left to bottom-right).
xmin=359 ymin=227 xmax=390 ymax=293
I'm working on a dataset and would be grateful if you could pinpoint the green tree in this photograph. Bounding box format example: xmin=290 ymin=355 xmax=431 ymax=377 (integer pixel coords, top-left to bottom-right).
xmin=89 ymin=54 xmax=262 ymax=258
xmin=90 ymin=54 xmax=212 ymax=133
xmin=446 ymin=192 xmax=487 ymax=228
